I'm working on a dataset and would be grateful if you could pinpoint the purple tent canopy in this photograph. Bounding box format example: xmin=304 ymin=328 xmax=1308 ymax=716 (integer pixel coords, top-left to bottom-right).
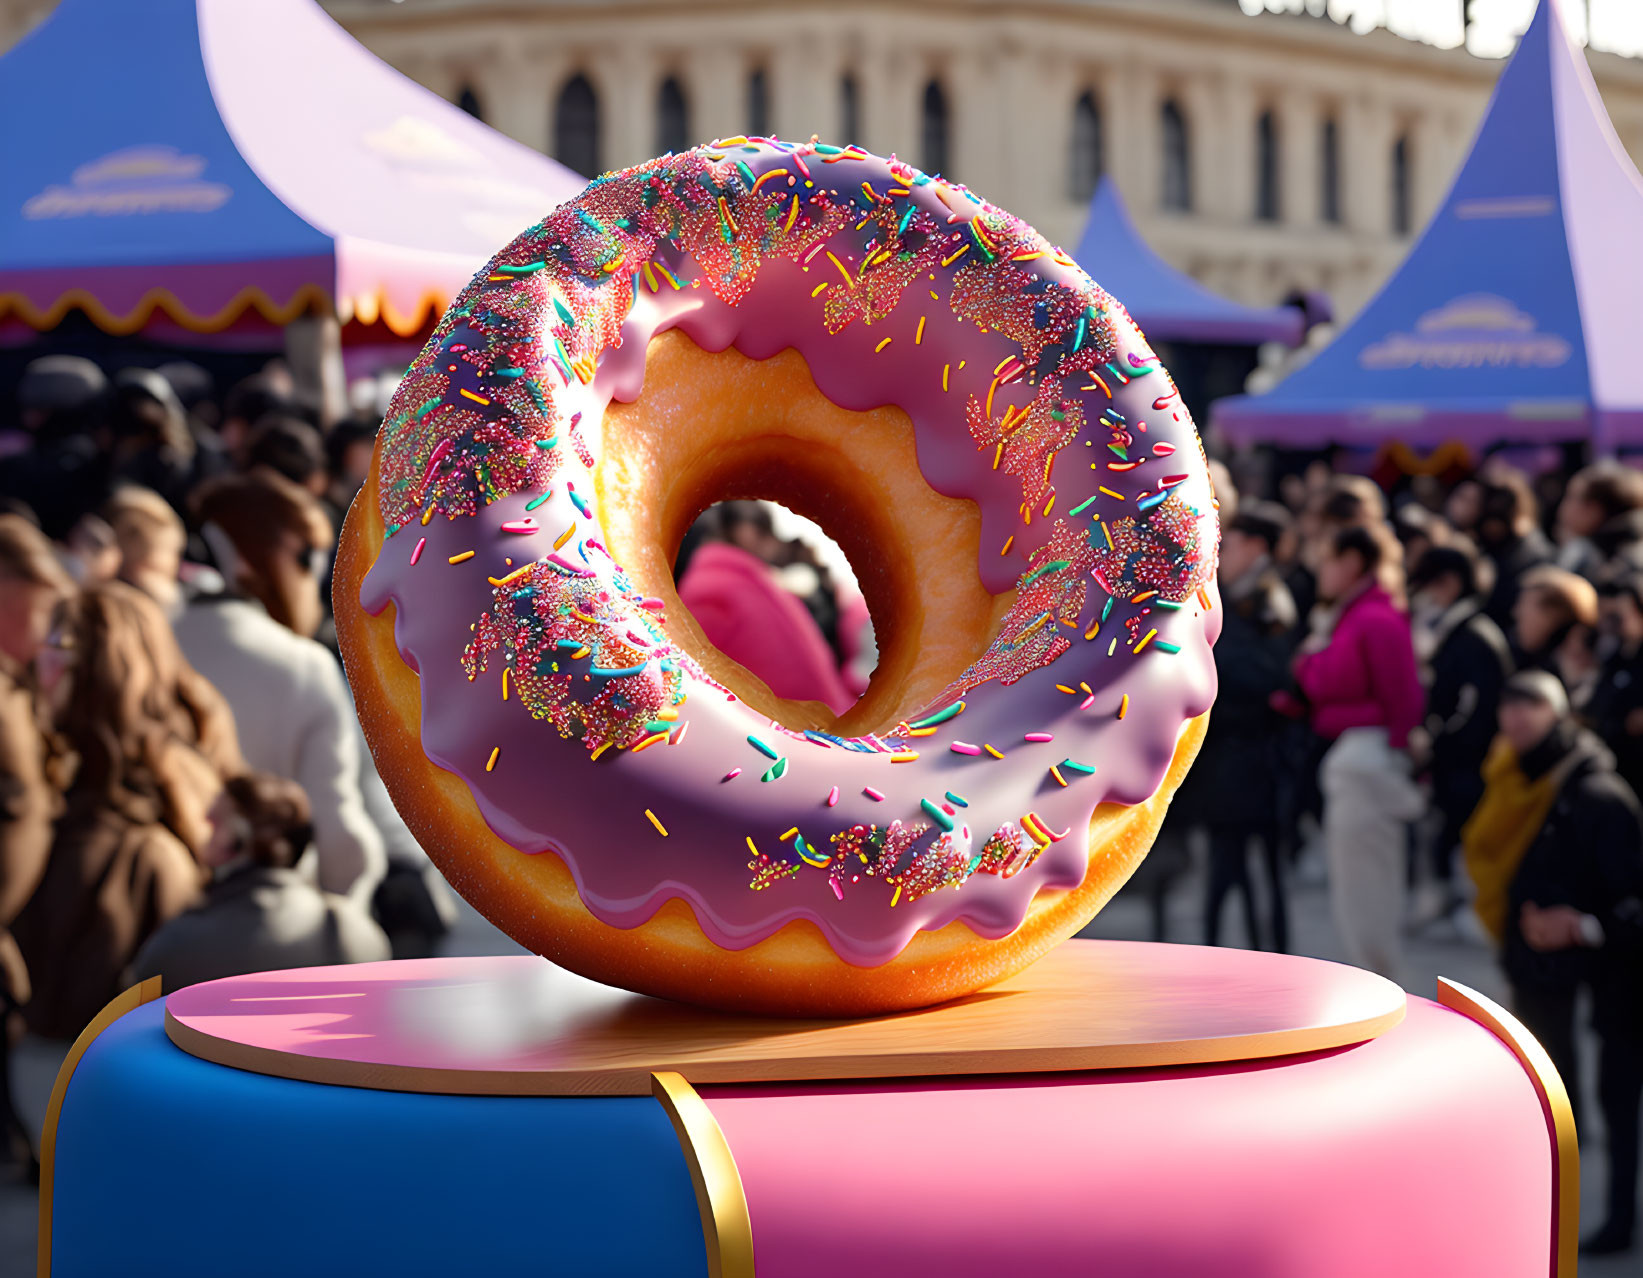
xmin=1214 ymin=0 xmax=1643 ymax=455
xmin=0 ymin=0 xmax=584 ymax=341
xmin=1070 ymin=178 xmax=1305 ymax=348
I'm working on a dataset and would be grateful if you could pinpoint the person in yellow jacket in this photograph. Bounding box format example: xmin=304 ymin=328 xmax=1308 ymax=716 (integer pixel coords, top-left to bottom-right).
xmin=1463 ymin=670 xmax=1643 ymax=1255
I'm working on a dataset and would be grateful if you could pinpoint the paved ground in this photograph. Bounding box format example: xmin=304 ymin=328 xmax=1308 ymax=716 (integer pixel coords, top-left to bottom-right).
xmin=4 ymin=847 xmax=1637 ymax=1273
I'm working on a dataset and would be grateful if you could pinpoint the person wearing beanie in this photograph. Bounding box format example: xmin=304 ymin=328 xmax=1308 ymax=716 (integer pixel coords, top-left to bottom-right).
xmin=1464 ymin=669 xmax=1643 ymax=1255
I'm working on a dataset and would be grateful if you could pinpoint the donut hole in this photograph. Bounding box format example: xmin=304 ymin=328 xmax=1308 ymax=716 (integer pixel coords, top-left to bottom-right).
xmin=672 ymin=498 xmax=876 ymax=707
xmin=597 ymin=330 xmax=1012 ymax=739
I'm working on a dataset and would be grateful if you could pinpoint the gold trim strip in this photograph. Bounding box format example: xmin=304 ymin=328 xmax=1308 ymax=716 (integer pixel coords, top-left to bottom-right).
xmin=1436 ymin=977 xmax=1578 ymax=1278
xmin=0 ymin=283 xmax=445 ymax=338
xmin=37 ymin=976 xmax=164 ymax=1278
xmin=0 ymin=284 xmax=332 ymax=336
xmin=651 ymin=1071 xmax=756 ymax=1278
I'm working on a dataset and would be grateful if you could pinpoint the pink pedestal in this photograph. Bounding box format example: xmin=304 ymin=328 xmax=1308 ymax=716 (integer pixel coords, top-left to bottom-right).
xmin=704 ymin=996 xmax=1557 ymax=1277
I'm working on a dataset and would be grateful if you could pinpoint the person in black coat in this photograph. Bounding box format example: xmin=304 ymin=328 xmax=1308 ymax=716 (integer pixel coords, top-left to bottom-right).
xmin=1497 ymin=672 xmax=1643 ymax=1255
xmin=1190 ymin=502 xmax=1297 ymax=952
xmin=1408 ymin=545 xmax=1512 ymax=926
xmin=1477 ymin=468 xmax=1556 ymax=638
xmin=1583 ymin=573 xmax=1643 ymax=804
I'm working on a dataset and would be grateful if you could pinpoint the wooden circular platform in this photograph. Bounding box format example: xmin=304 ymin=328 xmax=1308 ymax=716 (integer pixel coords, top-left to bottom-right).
xmin=162 ymin=940 xmax=1407 ymax=1096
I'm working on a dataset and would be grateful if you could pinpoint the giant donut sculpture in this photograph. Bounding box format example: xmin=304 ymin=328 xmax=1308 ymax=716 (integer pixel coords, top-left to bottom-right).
xmin=336 ymin=138 xmax=1220 ymax=1016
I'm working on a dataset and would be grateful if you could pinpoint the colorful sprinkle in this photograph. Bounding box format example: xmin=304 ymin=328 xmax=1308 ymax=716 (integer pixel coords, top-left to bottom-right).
xmin=909 ymin=700 xmax=965 ymax=730
xmin=485 ymin=746 xmax=500 ymax=772
xmin=921 ymin=798 xmax=955 ymax=831
xmin=447 ymin=550 xmax=475 ymax=564
xmin=644 ymin=808 xmax=669 ymax=837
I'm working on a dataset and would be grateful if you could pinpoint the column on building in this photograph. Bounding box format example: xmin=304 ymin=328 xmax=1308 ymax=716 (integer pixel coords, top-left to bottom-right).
xmin=687 ymin=43 xmax=749 ymax=146
xmin=1104 ymin=61 xmax=1155 ymax=217
xmin=952 ymin=44 xmax=1011 ymax=198
xmin=1189 ymin=74 xmax=1225 ymax=220
xmin=1278 ymin=88 xmax=1319 ymax=230
xmin=1413 ymin=99 xmax=1463 ymax=230
xmin=1341 ymin=89 xmax=1394 ymax=238
xmin=1203 ymin=71 xmax=1254 ymax=224
xmin=859 ymin=45 xmax=919 ymax=165
xmin=490 ymin=49 xmax=556 ymax=155
xmin=769 ymin=32 xmax=837 ymax=143
xmin=596 ymin=48 xmax=652 ymax=172
xmin=1039 ymin=52 xmax=1094 ymax=249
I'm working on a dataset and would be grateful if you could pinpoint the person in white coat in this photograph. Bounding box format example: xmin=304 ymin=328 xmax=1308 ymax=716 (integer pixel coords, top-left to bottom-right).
xmin=108 ymin=479 xmax=385 ymax=903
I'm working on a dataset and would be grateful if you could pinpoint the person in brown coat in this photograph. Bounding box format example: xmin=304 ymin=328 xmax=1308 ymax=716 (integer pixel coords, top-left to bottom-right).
xmin=0 ymin=515 xmax=74 ymax=1163
xmin=133 ymin=772 xmax=390 ymax=991
xmin=13 ymin=581 xmax=240 ymax=1040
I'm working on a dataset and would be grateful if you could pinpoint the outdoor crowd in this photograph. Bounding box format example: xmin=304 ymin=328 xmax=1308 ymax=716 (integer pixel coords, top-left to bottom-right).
xmin=0 ymin=354 xmax=466 ymax=1171
xmin=1168 ymin=451 xmax=1643 ymax=1254
xmin=0 ymin=351 xmax=871 ymax=1184
xmin=0 ymin=349 xmax=1640 ymax=1251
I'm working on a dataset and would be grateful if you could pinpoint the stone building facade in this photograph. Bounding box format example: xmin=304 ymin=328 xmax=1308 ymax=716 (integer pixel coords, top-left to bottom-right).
xmin=7 ymin=0 xmax=1643 ymax=319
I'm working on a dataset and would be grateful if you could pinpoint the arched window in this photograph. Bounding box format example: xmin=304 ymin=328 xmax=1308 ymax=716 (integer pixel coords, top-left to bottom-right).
xmin=1255 ymin=109 xmax=1280 ymax=221
xmin=456 ymin=85 xmax=484 ymax=121
xmin=839 ymin=74 xmax=861 ymax=145
xmin=921 ymin=79 xmax=949 ymax=177
xmin=747 ymin=67 xmax=770 ymax=137
xmin=1391 ymin=132 xmax=1412 ymax=235
xmin=657 ymin=76 xmax=691 ymax=155
xmin=554 ymin=74 xmax=600 ymax=177
xmin=1320 ymin=117 xmax=1341 ymax=224
xmin=1069 ymin=90 xmax=1102 ymax=203
xmin=1161 ymin=98 xmax=1191 ymax=212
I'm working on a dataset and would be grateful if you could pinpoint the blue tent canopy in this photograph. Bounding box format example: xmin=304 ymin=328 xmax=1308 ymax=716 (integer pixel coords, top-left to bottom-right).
xmin=0 ymin=0 xmax=583 ymax=339
xmin=1071 ymin=178 xmax=1305 ymax=347
xmin=1214 ymin=0 xmax=1643 ymax=454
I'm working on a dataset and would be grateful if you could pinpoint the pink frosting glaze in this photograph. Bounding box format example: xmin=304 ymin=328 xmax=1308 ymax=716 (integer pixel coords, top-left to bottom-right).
xmin=358 ymin=139 xmax=1220 ymax=967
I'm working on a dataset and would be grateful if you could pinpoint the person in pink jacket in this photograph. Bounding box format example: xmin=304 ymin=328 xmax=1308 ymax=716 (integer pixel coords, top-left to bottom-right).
xmin=1294 ymin=523 xmax=1425 ymax=982
xmin=677 ymin=540 xmax=854 ymax=717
